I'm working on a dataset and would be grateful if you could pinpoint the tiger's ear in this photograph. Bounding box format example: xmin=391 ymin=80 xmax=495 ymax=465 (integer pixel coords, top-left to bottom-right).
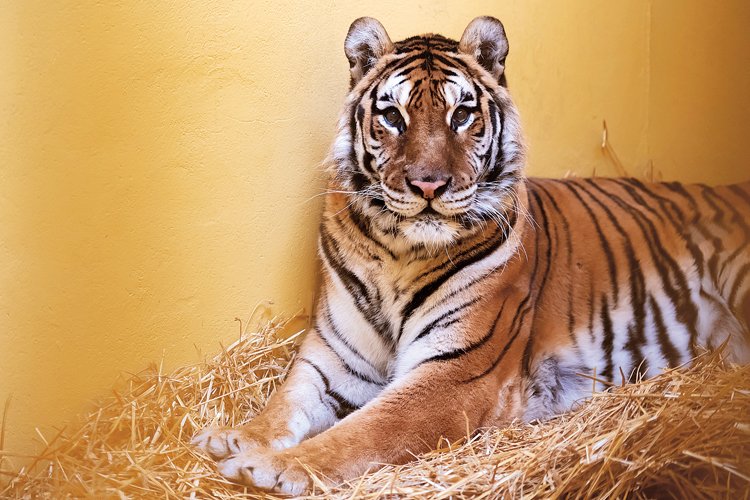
xmin=459 ymin=17 xmax=509 ymax=83
xmin=345 ymin=17 xmax=394 ymax=86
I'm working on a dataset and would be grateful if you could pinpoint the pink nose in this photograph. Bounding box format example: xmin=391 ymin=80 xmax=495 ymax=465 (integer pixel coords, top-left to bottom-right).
xmin=409 ymin=178 xmax=448 ymax=200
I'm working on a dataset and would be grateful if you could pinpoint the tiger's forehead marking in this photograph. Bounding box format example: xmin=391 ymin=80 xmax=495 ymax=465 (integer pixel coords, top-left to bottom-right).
xmin=364 ymin=34 xmax=472 ymax=108
xmin=375 ymin=51 xmax=476 ymax=109
xmin=443 ymin=74 xmax=474 ymax=107
xmin=380 ymin=74 xmax=413 ymax=107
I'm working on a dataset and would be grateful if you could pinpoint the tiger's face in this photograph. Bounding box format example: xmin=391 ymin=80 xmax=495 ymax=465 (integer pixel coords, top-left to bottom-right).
xmin=330 ymin=17 xmax=525 ymax=250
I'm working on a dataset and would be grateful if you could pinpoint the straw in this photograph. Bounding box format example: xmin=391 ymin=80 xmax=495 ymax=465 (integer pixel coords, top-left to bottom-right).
xmin=3 ymin=319 xmax=748 ymax=499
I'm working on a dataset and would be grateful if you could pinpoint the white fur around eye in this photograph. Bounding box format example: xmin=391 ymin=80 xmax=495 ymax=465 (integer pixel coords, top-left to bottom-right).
xmin=447 ymin=108 xmax=475 ymax=130
xmin=378 ymin=108 xmax=409 ymax=133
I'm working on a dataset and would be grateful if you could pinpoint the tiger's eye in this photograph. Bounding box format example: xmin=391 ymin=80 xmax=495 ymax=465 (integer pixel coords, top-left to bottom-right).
xmin=451 ymin=107 xmax=471 ymax=127
xmin=383 ymin=108 xmax=403 ymax=127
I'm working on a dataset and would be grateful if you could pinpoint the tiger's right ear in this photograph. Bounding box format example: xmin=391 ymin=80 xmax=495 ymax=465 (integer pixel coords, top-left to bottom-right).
xmin=345 ymin=17 xmax=394 ymax=86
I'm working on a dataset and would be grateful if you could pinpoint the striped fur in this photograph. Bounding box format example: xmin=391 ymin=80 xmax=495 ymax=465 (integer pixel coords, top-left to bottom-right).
xmin=194 ymin=17 xmax=750 ymax=494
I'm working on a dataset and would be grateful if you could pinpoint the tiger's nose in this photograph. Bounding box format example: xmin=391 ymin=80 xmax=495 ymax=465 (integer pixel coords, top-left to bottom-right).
xmin=408 ymin=177 xmax=450 ymax=200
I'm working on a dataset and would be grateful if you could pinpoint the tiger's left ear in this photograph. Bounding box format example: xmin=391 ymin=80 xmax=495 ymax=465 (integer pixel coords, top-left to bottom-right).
xmin=345 ymin=17 xmax=394 ymax=87
xmin=459 ymin=17 xmax=509 ymax=83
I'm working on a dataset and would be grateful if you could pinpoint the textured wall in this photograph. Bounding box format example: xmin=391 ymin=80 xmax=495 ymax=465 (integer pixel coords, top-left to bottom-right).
xmin=1 ymin=0 xmax=747 ymax=465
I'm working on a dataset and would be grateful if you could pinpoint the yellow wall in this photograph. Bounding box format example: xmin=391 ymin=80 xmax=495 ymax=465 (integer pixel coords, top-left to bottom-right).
xmin=649 ymin=0 xmax=750 ymax=185
xmin=1 ymin=0 xmax=748 ymax=469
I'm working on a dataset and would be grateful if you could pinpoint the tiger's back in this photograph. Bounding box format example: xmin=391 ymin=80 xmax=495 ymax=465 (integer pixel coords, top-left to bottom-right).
xmin=522 ymin=177 xmax=750 ymax=417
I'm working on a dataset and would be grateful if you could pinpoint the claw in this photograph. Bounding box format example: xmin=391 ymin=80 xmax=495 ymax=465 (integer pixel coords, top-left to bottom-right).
xmin=191 ymin=428 xmax=247 ymax=460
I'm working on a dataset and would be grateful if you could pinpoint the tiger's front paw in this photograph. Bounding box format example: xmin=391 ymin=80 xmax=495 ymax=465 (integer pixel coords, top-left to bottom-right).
xmin=192 ymin=421 xmax=299 ymax=460
xmin=218 ymin=449 xmax=311 ymax=496
xmin=191 ymin=427 xmax=260 ymax=460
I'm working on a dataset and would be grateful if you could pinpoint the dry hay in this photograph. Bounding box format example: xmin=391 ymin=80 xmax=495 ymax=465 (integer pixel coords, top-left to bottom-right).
xmin=3 ymin=319 xmax=749 ymax=499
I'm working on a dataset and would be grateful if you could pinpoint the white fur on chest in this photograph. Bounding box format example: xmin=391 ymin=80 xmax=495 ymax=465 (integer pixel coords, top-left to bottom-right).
xmin=323 ymin=225 xmax=524 ymax=382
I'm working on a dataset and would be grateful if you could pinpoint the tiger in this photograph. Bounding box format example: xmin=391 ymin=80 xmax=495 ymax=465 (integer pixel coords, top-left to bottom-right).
xmin=193 ymin=16 xmax=750 ymax=495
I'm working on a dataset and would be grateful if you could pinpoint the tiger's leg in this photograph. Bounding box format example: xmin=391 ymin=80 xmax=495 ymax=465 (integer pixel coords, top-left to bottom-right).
xmin=192 ymin=330 xmax=385 ymax=459
xmin=216 ymin=344 xmax=516 ymax=495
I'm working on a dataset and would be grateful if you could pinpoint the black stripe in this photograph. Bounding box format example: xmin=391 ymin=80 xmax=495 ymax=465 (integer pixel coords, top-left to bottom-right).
xmin=319 ymin=226 xmax=369 ymax=304
xmin=661 ymin=181 xmax=700 ymax=209
xmin=612 ymin=178 xmax=667 ymax=224
xmin=347 ymin=205 xmax=397 ymax=260
xmin=465 ymin=295 xmax=531 ymax=383
xmin=698 ymin=185 xmax=728 ymax=229
xmin=413 ymin=297 xmax=481 ymax=341
xmin=728 ymin=184 xmax=750 ymax=209
xmin=428 ymin=51 xmax=474 ymax=74
xmin=332 ymin=212 xmax=380 ymax=263
xmin=729 ymin=262 xmax=750 ymax=307
xmin=298 ymin=357 xmax=361 ymax=420
xmin=419 ymin=265 xmax=504 ymax=318
xmin=328 ymin=390 xmax=360 ymax=419
xmin=317 ymin=326 xmax=384 ymax=386
xmin=394 ymin=35 xmax=458 ymax=53
xmin=623 ymin=179 xmax=685 ymax=222
xmin=388 ymin=53 xmax=432 ymax=78
xmin=599 ymin=294 xmax=615 ymax=382
xmin=321 ymin=306 xmax=383 ymax=376
xmin=649 ymin=295 xmax=681 ymax=368
xmin=449 ymin=191 xmax=477 ymax=204
xmin=349 ymin=104 xmax=377 ymax=179
xmin=421 ymin=300 xmax=507 ymax=366
xmin=659 ymin=181 xmax=710 ymax=244
xmin=587 ymin=284 xmax=596 ymax=342
xmin=483 ymin=99 xmax=505 ymax=182
xmin=615 ymin=179 xmax=705 ymax=279
xmin=411 ymin=221 xmax=504 ymax=283
xmin=561 ymin=181 xmax=620 ymax=303
xmin=709 ymin=187 xmax=750 ymax=280
xmin=298 ymin=357 xmax=330 ymax=390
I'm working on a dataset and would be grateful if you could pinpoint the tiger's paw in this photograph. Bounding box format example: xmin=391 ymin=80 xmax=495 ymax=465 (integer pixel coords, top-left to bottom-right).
xmin=218 ymin=450 xmax=311 ymax=496
xmin=191 ymin=426 xmax=267 ymax=460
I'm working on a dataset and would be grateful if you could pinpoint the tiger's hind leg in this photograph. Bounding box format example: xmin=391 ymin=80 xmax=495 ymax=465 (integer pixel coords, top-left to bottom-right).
xmin=691 ymin=281 xmax=750 ymax=365
xmin=692 ymin=183 xmax=750 ymax=363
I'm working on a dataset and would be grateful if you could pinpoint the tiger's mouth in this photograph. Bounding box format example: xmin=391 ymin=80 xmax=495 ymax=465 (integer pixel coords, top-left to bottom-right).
xmin=373 ymin=179 xmax=504 ymax=247
xmin=381 ymin=185 xmax=478 ymax=220
xmin=384 ymin=199 xmax=457 ymax=221
xmin=384 ymin=197 xmax=470 ymax=247
xmin=373 ymin=180 xmax=519 ymax=248
xmin=416 ymin=204 xmax=441 ymax=217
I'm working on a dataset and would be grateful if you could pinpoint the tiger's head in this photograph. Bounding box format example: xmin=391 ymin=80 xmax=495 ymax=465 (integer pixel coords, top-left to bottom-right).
xmin=329 ymin=17 xmax=526 ymax=251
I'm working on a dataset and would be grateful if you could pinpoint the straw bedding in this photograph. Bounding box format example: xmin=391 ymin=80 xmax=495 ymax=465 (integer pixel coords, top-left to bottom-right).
xmin=3 ymin=318 xmax=749 ymax=499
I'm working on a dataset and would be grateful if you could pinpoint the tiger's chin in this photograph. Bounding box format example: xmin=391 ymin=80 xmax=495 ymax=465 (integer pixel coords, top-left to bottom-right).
xmin=398 ymin=215 xmax=462 ymax=248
